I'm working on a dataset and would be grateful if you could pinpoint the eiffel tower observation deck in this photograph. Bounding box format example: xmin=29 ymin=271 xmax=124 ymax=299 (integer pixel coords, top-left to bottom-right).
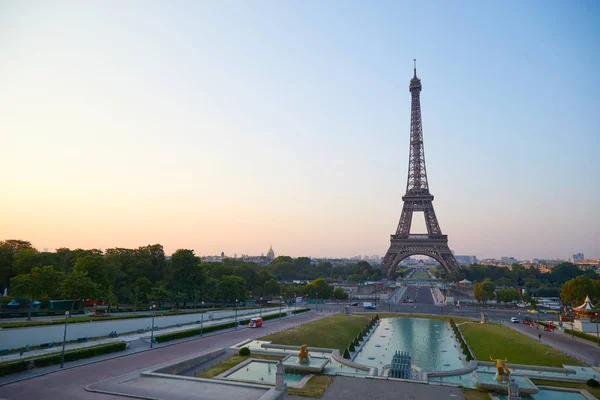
xmin=381 ymin=61 xmax=459 ymax=279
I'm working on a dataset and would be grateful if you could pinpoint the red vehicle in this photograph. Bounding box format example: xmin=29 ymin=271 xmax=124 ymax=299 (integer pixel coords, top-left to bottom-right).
xmin=248 ymin=317 xmax=263 ymax=328
xmin=84 ymin=299 xmax=104 ymax=307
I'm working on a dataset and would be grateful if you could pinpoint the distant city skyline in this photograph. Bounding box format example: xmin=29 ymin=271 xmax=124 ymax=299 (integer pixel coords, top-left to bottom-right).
xmin=1 ymin=1 xmax=598 ymax=260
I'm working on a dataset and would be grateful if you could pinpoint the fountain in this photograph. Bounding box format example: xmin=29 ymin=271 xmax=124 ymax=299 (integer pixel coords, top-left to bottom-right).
xmin=490 ymin=356 xmax=511 ymax=382
xmin=298 ymin=344 xmax=310 ymax=364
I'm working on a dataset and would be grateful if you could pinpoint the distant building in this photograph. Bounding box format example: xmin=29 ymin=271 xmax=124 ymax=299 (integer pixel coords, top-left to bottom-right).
xmin=455 ymin=255 xmax=477 ymax=265
xmin=577 ymin=259 xmax=600 ymax=272
xmin=266 ymin=245 xmax=275 ymax=260
xmin=501 ymin=257 xmax=518 ymax=265
xmin=221 ymin=251 xmax=225 ymax=258
xmin=572 ymin=253 xmax=584 ymax=264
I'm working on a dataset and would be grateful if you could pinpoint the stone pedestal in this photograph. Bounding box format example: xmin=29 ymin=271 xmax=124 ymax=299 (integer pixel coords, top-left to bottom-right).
xmin=275 ymin=361 xmax=287 ymax=392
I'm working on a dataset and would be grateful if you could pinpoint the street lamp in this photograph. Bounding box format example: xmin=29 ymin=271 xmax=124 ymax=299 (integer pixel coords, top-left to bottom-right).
xmin=200 ymin=301 xmax=204 ymax=336
xmin=260 ymin=297 xmax=263 ymax=317
xmin=596 ymin=313 xmax=600 ymax=346
xmin=150 ymin=304 xmax=157 ymax=348
xmin=279 ymin=296 xmax=283 ymax=319
xmin=60 ymin=311 xmax=71 ymax=368
xmin=571 ymin=318 xmax=575 ymax=338
xmin=294 ymin=293 xmax=297 ymax=315
xmin=234 ymin=299 xmax=238 ymax=329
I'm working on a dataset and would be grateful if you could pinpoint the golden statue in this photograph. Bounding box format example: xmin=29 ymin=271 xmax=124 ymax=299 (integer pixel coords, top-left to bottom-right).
xmin=298 ymin=344 xmax=310 ymax=364
xmin=490 ymin=356 xmax=511 ymax=381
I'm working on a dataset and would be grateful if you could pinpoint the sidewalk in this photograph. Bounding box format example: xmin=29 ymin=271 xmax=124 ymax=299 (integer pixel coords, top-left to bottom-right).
xmin=0 ymin=307 xmax=292 ymax=364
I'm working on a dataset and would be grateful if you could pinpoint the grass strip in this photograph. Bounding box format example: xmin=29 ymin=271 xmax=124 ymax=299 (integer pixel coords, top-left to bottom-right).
xmin=460 ymin=323 xmax=581 ymax=367
xmin=260 ymin=315 xmax=370 ymax=353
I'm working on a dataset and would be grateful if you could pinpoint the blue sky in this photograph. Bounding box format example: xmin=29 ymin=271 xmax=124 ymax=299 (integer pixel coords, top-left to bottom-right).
xmin=0 ymin=1 xmax=598 ymax=260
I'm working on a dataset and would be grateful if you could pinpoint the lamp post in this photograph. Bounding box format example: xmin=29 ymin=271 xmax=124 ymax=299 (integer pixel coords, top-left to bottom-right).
xmin=279 ymin=296 xmax=283 ymax=319
xmin=150 ymin=304 xmax=157 ymax=348
xmin=200 ymin=301 xmax=204 ymax=336
xmin=596 ymin=313 xmax=600 ymax=346
xmin=260 ymin=297 xmax=263 ymax=317
xmin=234 ymin=299 xmax=238 ymax=329
xmin=60 ymin=311 xmax=71 ymax=368
xmin=571 ymin=319 xmax=575 ymax=338
xmin=294 ymin=293 xmax=297 ymax=315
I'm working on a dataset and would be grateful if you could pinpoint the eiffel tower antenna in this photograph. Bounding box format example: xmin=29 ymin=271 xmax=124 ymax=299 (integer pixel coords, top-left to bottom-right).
xmin=381 ymin=62 xmax=459 ymax=279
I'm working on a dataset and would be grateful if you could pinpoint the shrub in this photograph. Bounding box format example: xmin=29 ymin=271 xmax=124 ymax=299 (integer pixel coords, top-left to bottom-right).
xmin=564 ymin=329 xmax=599 ymax=344
xmin=353 ymin=337 xmax=359 ymax=347
xmin=343 ymin=348 xmax=351 ymax=359
xmin=238 ymin=347 xmax=251 ymax=356
xmin=587 ymin=379 xmax=600 ymax=388
xmin=0 ymin=360 xmax=29 ymax=377
xmin=375 ymin=314 xmax=380 ymax=320
xmin=349 ymin=343 xmax=355 ymax=352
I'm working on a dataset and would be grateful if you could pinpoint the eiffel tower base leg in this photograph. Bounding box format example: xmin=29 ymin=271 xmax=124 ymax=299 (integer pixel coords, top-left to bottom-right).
xmin=381 ymin=236 xmax=459 ymax=279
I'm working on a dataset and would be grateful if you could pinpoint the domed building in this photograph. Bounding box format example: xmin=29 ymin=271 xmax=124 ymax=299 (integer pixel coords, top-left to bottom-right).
xmin=266 ymin=245 xmax=275 ymax=260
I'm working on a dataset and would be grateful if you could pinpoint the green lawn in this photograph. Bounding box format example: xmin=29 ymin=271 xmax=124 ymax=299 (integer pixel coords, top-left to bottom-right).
xmin=288 ymin=375 xmax=333 ymax=398
xmin=260 ymin=315 xmax=370 ymax=353
xmin=531 ymin=379 xmax=600 ymax=400
xmin=462 ymin=388 xmax=491 ymax=400
xmin=411 ymin=270 xmax=431 ymax=280
xmin=195 ymin=353 xmax=283 ymax=379
xmin=460 ymin=323 xmax=582 ymax=367
xmin=357 ymin=313 xmax=475 ymax=324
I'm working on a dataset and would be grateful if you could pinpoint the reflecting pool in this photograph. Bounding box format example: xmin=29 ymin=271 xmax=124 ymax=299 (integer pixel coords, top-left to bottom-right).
xmin=223 ymin=361 xmax=306 ymax=385
xmin=354 ymin=318 xmax=463 ymax=372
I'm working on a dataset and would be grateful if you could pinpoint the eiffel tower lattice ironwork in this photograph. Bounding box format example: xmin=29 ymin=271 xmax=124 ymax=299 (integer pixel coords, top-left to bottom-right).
xmin=381 ymin=60 xmax=459 ymax=279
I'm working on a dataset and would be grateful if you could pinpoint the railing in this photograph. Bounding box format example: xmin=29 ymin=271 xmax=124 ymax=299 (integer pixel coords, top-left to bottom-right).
xmin=392 ymin=234 xmax=448 ymax=240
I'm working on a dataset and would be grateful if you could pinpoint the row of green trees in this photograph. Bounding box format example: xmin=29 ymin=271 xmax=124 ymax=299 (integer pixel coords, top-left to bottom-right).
xmin=1 ymin=240 xmax=352 ymax=319
xmin=472 ymin=275 xmax=600 ymax=308
xmin=443 ymin=262 xmax=598 ymax=298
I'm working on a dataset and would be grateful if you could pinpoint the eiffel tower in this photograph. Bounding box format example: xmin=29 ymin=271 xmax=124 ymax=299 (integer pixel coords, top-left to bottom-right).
xmin=381 ymin=60 xmax=459 ymax=279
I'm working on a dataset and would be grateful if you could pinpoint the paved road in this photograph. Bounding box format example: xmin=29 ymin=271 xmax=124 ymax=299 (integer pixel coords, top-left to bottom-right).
xmin=0 ymin=312 xmax=324 ymax=400
xmin=507 ymin=322 xmax=600 ymax=366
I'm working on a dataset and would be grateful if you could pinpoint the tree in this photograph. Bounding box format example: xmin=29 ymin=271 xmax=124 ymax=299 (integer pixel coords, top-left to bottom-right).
xmin=12 ymin=248 xmax=40 ymax=275
xmin=107 ymin=285 xmax=118 ymax=312
xmin=334 ymin=287 xmax=348 ymax=300
xmin=215 ymin=275 xmax=247 ymax=303
xmin=306 ymin=278 xmax=334 ymax=299
xmin=263 ymin=278 xmax=281 ymax=297
xmin=148 ymin=282 xmax=171 ymax=306
xmin=473 ymin=282 xmax=485 ymax=304
xmin=551 ymin=263 xmax=581 ymax=286
xmin=61 ymin=270 xmax=98 ymax=310
xmin=561 ymin=276 xmax=597 ymax=306
xmin=166 ymin=249 xmax=201 ymax=306
xmin=10 ymin=272 xmax=41 ymax=320
xmin=133 ymin=285 xmax=141 ymax=311
xmin=74 ymin=255 xmax=108 ymax=291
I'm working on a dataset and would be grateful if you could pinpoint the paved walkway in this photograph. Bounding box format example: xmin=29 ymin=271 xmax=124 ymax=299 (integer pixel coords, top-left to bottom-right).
xmin=0 ymin=311 xmax=324 ymax=400
xmin=289 ymin=376 xmax=464 ymax=400
xmin=0 ymin=308 xmax=291 ymax=364
xmin=506 ymin=323 xmax=600 ymax=366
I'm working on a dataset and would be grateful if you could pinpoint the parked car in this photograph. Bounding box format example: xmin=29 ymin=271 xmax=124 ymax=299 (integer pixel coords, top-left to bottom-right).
xmin=348 ymin=302 xmax=359 ymax=306
xmin=510 ymin=317 xmax=519 ymax=323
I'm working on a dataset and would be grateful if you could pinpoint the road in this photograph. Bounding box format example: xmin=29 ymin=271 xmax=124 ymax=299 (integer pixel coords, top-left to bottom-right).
xmin=507 ymin=321 xmax=600 ymax=366
xmin=0 ymin=312 xmax=324 ymax=400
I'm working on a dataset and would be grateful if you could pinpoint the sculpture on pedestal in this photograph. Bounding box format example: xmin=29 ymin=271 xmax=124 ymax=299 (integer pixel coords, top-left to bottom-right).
xmin=275 ymin=360 xmax=286 ymax=391
xmin=298 ymin=344 xmax=310 ymax=364
xmin=507 ymin=377 xmax=520 ymax=399
xmin=490 ymin=356 xmax=511 ymax=382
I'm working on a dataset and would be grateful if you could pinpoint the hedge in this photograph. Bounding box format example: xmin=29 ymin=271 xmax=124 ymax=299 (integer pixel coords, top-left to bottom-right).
xmin=293 ymin=308 xmax=310 ymax=315
xmin=155 ymin=312 xmax=288 ymax=343
xmin=450 ymin=319 xmax=474 ymax=361
xmin=0 ymin=342 xmax=127 ymax=377
xmin=564 ymin=329 xmax=600 ymax=344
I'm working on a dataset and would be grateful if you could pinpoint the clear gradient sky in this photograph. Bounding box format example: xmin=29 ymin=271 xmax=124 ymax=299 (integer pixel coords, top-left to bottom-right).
xmin=1 ymin=1 xmax=598 ymax=260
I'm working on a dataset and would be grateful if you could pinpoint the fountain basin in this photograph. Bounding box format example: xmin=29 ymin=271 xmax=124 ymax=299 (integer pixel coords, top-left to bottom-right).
xmin=282 ymin=355 xmax=329 ymax=373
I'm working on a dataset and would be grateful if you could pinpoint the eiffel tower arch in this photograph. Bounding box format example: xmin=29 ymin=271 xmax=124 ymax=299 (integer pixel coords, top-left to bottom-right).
xmin=381 ymin=61 xmax=459 ymax=279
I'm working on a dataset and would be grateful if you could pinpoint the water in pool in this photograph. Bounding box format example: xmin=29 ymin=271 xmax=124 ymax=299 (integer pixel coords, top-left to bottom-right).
xmin=498 ymin=389 xmax=587 ymax=400
xmin=354 ymin=318 xmax=463 ymax=372
xmin=224 ymin=361 xmax=305 ymax=385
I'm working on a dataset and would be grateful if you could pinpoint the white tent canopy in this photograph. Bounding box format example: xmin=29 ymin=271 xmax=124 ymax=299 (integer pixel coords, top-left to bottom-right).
xmin=573 ymin=295 xmax=595 ymax=311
